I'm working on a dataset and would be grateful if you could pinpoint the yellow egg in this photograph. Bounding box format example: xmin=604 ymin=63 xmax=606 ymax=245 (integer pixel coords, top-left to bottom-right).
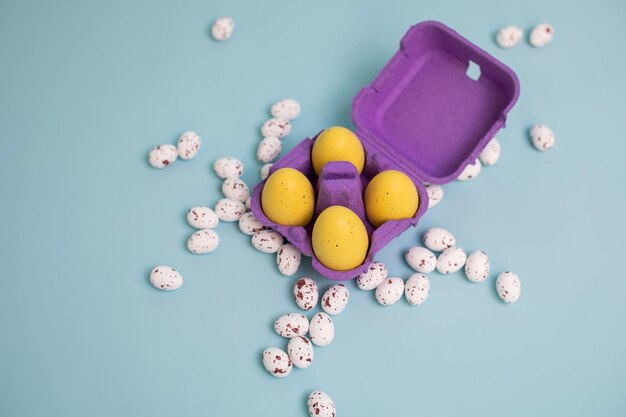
xmin=311 ymin=126 xmax=365 ymax=175
xmin=364 ymin=170 xmax=419 ymax=227
xmin=261 ymin=168 xmax=315 ymax=226
xmin=312 ymin=206 xmax=369 ymax=271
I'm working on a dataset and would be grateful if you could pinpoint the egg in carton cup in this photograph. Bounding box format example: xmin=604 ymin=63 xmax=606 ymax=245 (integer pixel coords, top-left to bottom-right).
xmin=251 ymin=21 xmax=520 ymax=281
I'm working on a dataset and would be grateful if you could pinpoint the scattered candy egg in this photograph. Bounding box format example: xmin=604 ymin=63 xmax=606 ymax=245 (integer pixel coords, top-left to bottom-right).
xmin=423 ymin=228 xmax=456 ymax=252
xmin=245 ymin=196 xmax=251 ymax=210
xmin=187 ymin=206 xmax=219 ymax=229
xmin=271 ymin=99 xmax=301 ymax=121
xmin=496 ymin=271 xmax=521 ymax=303
xmin=211 ymin=17 xmax=234 ymax=41
xmin=479 ymin=137 xmax=501 ymax=166
xmin=405 ymin=273 xmax=430 ymax=306
xmin=261 ymin=167 xmax=315 ymax=227
xmin=148 ymin=144 xmax=178 ymax=169
xmin=457 ymin=159 xmax=482 ymax=181
xmin=364 ymin=170 xmax=419 ymax=227
xmin=405 ymin=246 xmax=437 ymax=273
xmin=308 ymin=312 xmax=334 ymax=347
xmin=321 ymin=284 xmax=350 ymax=315
xmin=257 ymin=136 xmax=282 ymax=163
xmin=308 ymin=391 xmax=336 ymax=417
xmin=238 ymin=212 xmax=265 ymax=235
xmin=288 ymin=336 xmax=314 ymax=369
xmin=262 ymin=347 xmax=292 ymax=378
xmin=356 ymin=261 xmax=388 ymax=291
xmin=222 ymin=177 xmax=249 ymax=202
xmin=276 ymin=243 xmax=301 ymax=277
xmin=496 ymin=26 xmax=523 ymax=48
xmin=293 ymin=277 xmax=319 ymax=311
xmin=465 ymin=251 xmax=490 ymax=283
xmin=375 ymin=277 xmax=404 ymax=306
xmin=260 ymin=163 xmax=273 ymax=180
xmin=312 ymin=205 xmax=369 ymax=271
xmin=274 ymin=313 xmax=309 ymax=338
xmin=530 ymin=124 xmax=555 ymax=151
xmin=149 ymin=266 xmax=183 ymax=291
xmin=176 ymin=131 xmax=201 ymax=160
xmin=251 ymin=229 xmax=284 ymax=253
xmin=215 ymin=198 xmax=246 ymax=221
xmin=529 ymin=23 xmax=553 ymax=48
xmin=426 ymin=184 xmax=443 ymax=208
xmin=311 ymin=126 xmax=365 ymax=175
xmin=213 ymin=157 xmax=243 ymax=179
xmin=261 ymin=118 xmax=291 ymax=138
xmin=436 ymin=246 xmax=467 ymax=274
xmin=186 ymin=229 xmax=219 ymax=254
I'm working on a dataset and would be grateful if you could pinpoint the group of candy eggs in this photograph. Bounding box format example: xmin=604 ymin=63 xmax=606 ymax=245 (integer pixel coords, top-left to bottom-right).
xmin=260 ymin=126 xmax=420 ymax=272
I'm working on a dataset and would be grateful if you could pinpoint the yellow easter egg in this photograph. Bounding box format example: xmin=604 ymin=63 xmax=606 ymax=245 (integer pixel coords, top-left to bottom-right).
xmin=311 ymin=126 xmax=365 ymax=175
xmin=364 ymin=170 xmax=419 ymax=227
xmin=312 ymin=205 xmax=369 ymax=271
xmin=261 ymin=167 xmax=315 ymax=226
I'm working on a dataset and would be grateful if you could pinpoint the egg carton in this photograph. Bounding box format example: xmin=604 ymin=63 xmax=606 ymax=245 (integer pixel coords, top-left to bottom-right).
xmin=251 ymin=21 xmax=520 ymax=280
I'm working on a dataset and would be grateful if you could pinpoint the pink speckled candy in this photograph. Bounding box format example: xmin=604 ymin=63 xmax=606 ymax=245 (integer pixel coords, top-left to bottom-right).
xmin=261 ymin=118 xmax=291 ymax=139
xmin=262 ymin=347 xmax=292 ymax=378
xmin=436 ymin=246 xmax=467 ymax=274
xmin=211 ymin=17 xmax=234 ymax=41
xmin=288 ymin=336 xmax=313 ymax=369
xmin=276 ymin=243 xmax=301 ymax=276
xmin=375 ymin=277 xmax=404 ymax=306
xmin=187 ymin=206 xmax=219 ymax=229
xmin=465 ymin=251 xmax=490 ymax=283
xmin=274 ymin=313 xmax=309 ymax=338
xmin=423 ymin=228 xmax=456 ymax=252
xmin=293 ymin=278 xmax=319 ymax=311
xmin=222 ymin=178 xmax=249 ymax=202
xmin=213 ymin=157 xmax=243 ymax=179
xmin=149 ymin=266 xmax=183 ymax=291
xmin=405 ymin=273 xmax=430 ymax=305
xmin=257 ymin=136 xmax=282 ymax=163
xmin=356 ymin=261 xmax=388 ymax=291
xmin=251 ymin=229 xmax=284 ymax=253
xmin=238 ymin=212 xmax=265 ymax=235
xmin=186 ymin=229 xmax=219 ymax=254
xmin=308 ymin=312 xmax=334 ymax=347
xmin=215 ymin=198 xmax=245 ymax=222
xmin=496 ymin=271 xmax=521 ymax=303
xmin=308 ymin=391 xmax=336 ymax=417
xmin=321 ymin=284 xmax=349 ymax=315
xmin=405 ymin=246 xmax=437 ymax=273
xmin=148 ymin=144 xmax=178 ymax=169
xmin=176 ymin=131 xmax=201 ymax=160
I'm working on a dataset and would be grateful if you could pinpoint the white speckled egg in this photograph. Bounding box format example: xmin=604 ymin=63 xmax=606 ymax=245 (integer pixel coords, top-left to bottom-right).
xmin=215 ymin=198 xmax=246 ymax=221
xmin=436 ymin=246 xmax=467 ymax=274
xmin=213 ymin=157 xmax=243 ymax=179
xmin=187 ymin=206 xmax=219 ymax=229
xmin=238 ymin=212 xmax=265 ymax=235
xmin=261 ymin=163 xmax=273 ymax=180
xmin=293 ymin=277 xmax=319 ymax=311
xmin=496 ymin=26 xmax=523 ymax=48
xmin=529 ymin=23 xmax=553 ymax=48
xmin=262 ymin=347 xmax=292 ymax=378
xmin=271 ymin=99 xmax=301 ymax=121
xmin=149 ymin=266 xmax=183 ymax=291
xmin=479 ymin=137 xmax=501 ymax=166
xmin=356 ymin=261 xmax=388 ymax=291
xmin=186 ymin=229 xmax=219 ymax=254
xmin=321 ymin=284 xmax=350 ymax=315
xmin=457 ymin=159 xmax=482 ymax=181
xmin=405 ymin=246 xmax=437 ymax=273
xmin=405 ymin=273 xmax=430 ymax=306
xmin=375 ymin=277 xmax=404 ymax=306
xmin=261 ymin=118 xmax=291 ymax=139
xmin=257 ymin=136 xmax=282 ymax=163
xmin=308 ymin=391 xmax=336 ymax=417
xmin=251 ymin=229 xmax=284 ymax=253
xmin=426 ymin=184 xmax=443 ymax=208
xmin=530 ymin=124 xmax=555 ymax=151
xmin=276 ymin=243 xmax=301 ymax=276
xmin=465 ymin=251 xmax=490 ymax=283
xmin=211 ymin=17 xmax=234 ymax=42
xmin=288 ymin=336 xmax=313 ymax=369
xmin=148 ymin=144 xmax=178 ymax=169
xmin=423 ymin=228 xmax=456 ymax=252
xmin=308 ymin=312 xmax=334 ymax=347
xmin=176 ymin=131 xmax=201 ymax=160
xmin=496 ymin=271 xmax=521 ymax=303
xmin=274 ymin=313 xmax=309 ymax=338
xmin=245 ymin=196 xmax=251 ymax=210
xmin=221 ymin=178 xmax=249 ymax=202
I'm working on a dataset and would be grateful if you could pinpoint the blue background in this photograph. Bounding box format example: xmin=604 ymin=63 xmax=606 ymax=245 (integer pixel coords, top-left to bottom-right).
xmin=1 ymin=0 xmax=625 ymax=416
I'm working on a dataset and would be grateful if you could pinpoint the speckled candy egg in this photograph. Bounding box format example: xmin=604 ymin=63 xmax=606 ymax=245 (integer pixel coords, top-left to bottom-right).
xmin=245 ymin=196 xmax=251 ymax=210
xmin=530 ymin=124 xmax=555 ymax=151
xmin=465 ymin=251 xmax=490 ymax=283
xmin=496 ymin=271 xmax=521 ymax=303
xmin=375 ymin=277 xmax=404 ymax=306
xmin=276 ymin=243 xmax=301 ymax=276
xmin=211 ymin=17 xmax=234 ymax=41
xmin=436 ymin=246 xmax=467 ymax=274
xmin=308 ymin=312 xmax=334 ymax=346
xmin=274 ymin=313 xmax=309 ymax=338
xmin=238 ymin=212 xmax=265 ymax=235
xmin=260 ymin=163 xmax=273 ymax=180
xmin=149 ymin=266 xmax=183 ymax=291
xmin=262 ymin=347 xmax=292 ymax=378
xmin=251 ymin=229 xmax=284 ymax=253
xmin=213 ymin=157 xmax=243 ymax=179
xmin=222 ymin=177 xmax=249 ymax=202
xmin=479 ymin=137 xmax=501 ymax=166
xmin=529 ymin=23 xmax=553 ymax=48
xmin=215 ymin=198 xmax=245 ymax=221
xmin=308 ymin=391 xmax=335 ymax=417
xmin=288 ymin=336 xmax=313 ymax=369
xmin=496 ymin=26 xmax=523 ymax=48
xmin=321 ymin=284 xmax=350 ymax=315
xmin=148 ymin=144 xmax=178 ymax=168
xmin=187 ymin=206 xmax=219 ymax=229
xmin=457 ymin=159 xmax=482 ymax=181
xmin=257 ymin=136 xmax=282 ymax=163
xmin=405 ymin=273 xmax=430 ymax=306
xmin=356 ymin=261 xmax=388 ymax=291
xmin=426 ymin=184 xmax=443 ymax=208
xmin=186 ymin=229 xmax=219 ymax=254
xmin=271 ymin=99 xmax=301 ymax=121
xmin=261 ymin=118 xmax=291 ymax=138
xmin=293 ymin=277 xmax=319 ymax=311
xmin=405 ymin=246 xmax=436 ymax=273
xmin=176 ymin=131 xmax=201 ymax=160
xmin=423 ymin=228 xmax=456 ymax=252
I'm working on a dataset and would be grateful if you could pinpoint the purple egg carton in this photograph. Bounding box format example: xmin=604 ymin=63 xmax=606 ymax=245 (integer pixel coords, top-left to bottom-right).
xmin=251 ymin=21 xmax=520 ymax=281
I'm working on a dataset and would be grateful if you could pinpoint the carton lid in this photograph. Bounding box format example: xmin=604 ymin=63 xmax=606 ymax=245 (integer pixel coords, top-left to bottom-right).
xmin=352 ymin=21 xmax=520 ymax=184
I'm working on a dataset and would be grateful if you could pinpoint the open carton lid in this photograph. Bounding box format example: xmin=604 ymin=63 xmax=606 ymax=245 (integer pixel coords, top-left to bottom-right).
xmin=352 ymin=21 xmax=520 ymax=185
